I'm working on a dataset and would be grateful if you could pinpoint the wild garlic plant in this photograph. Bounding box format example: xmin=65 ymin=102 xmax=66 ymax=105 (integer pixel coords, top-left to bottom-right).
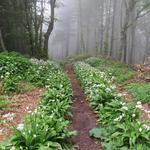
xmin=74 ymin=62 xmax=150 ymax=150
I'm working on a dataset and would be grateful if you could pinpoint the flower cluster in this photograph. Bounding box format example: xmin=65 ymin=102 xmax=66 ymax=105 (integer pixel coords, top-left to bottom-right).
xmin=1 ymin=55 xmax=75 ymax=149
xmin=73 ymin=61 xmax=150 ymax=149
xmin=0 ymin=52 xmax=32 ymax=80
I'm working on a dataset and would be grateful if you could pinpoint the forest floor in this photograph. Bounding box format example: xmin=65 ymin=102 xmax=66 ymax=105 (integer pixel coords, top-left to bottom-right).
xmin=1 ymin=55 xmax=150 ymax=149
xmin=117 ymin=82 xmax=150 ymax=124
xmin=0 ymin=88 xmax=43 ymax=141
xmin=64 ymin=64 xmax=102 ymax=150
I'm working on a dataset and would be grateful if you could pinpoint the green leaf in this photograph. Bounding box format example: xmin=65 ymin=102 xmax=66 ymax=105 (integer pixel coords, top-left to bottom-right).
xmin=120 ymin=146 xmax=129 ymax=150
xmin=89 ymin=128 xmax=104 ymax=138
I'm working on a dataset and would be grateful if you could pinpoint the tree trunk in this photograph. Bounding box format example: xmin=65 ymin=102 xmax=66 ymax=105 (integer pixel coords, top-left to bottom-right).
xmin=120 ymin=0 xmax=129 ymax=63
xmin=39 ymin=0 xmax=45 ymax=50
xmin=0 ymin=29 xmax=6 ymax=51
xmin=110 ymin=0 xmax=117 ymax=57
xmin=99 ymin=0 xmax=104 ymax=54
xmin=44 ymin=0 xmax=56 ymax=54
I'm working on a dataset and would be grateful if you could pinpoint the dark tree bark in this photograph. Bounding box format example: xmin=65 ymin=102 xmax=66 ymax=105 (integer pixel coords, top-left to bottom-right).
xmin=120 ymin=0 xmax=130 ymax=63
xmin=39 ymin=0 xmax=45 ymax=50
xmin=110 ymin=0 xmax=117 ymax=57
xmin=44 ymin=0 xmax=56 ymax=54
xmin=0 ymin=29 xmax=6 ymax=51
xmin=24 ymin=0 xmax=35 ymax=56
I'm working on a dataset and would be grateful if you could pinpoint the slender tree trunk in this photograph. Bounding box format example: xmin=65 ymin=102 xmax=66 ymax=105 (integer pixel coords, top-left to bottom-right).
xmin=24 ymin=0 xmax=35 ymax=56
xmin=120 ymin=0 xmax=129 ymax=63
xmin=39 ymin=0 xmax=45 ymax=50
xmin=100 ymin=0 xmax=104 ymax=54
xmin=120 ymin=28 xmax=127 ymax=62
xmin=110 ymin=0 xmax=117 ymax=57
xmin=106 ymin=0 xmax=112 ymax=57
xmin=0 ymin=29 xmax=6 ymax=51
xmin=129 ymin=0 xmax=136 ymax=64
xmin=44 ymin=0 xmax=56 ymax=54
xmin=33 ymin=0 xmax=39 ymax=54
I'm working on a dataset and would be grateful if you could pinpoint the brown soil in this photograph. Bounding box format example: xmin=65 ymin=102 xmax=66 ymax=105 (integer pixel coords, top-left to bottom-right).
xmin=64 ymin=64 xmax=102 ymax=150
xmin=0 ymin=88 xmax=43 ymax=141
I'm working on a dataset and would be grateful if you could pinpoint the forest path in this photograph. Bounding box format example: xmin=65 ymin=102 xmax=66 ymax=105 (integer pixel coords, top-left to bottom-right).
xmin=64 ymin=64 xmax=102 ymax=150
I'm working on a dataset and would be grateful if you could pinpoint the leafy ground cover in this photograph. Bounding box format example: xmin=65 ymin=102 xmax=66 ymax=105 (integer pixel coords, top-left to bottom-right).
xmin=126 ymin=83 xmax=150 ymax=104
xmin=85 ymin=57 xmax=135 ymax=83
xmin=0 ymin=96 xmax=9 ymax=110
xmin=85 ymin=57 xmax=150 ymax=105
xmin=0 ymin=52 xmax=34 ymax=94
xmin=73 ymin=62 xmax=150 ymax=150
xmin=0 ymin=52 xmax=75 ymax=149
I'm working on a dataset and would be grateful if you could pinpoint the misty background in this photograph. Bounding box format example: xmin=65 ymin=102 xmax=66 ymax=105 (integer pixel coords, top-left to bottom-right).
xmin=48 ymin=0 xmax=101 ymax=59
xmin=1 ymin=0 xmax=150 ymax=64
xmin=48 ymin=0 xmax=150 ymax=64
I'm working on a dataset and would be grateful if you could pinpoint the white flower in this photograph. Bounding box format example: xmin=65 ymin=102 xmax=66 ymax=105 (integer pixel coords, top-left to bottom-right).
xmin=132 ymin=114 xmax=136 ymax=117
xmin=120 ymin=102 xmax=126 ymax=106
xmin=105 ymin=87 xmax=111 ymax=93
xmin=33 ymin=134 xmax=37 ymax=138
xmin=114 ymin=114 xmax=124 ymax=122
xmin=111 ymin=85 xmax=116 ymax=89
xmin=118 ymin=93 xmax=123 ymax=97
xmin=28 ymin=110 xmax=32 ymax=114
xmin=10 ymin=146 xmax=16 ymax=150
xmin=143 ymin=124 xmax=150 ymax=131
xmin=122 ymin=113 xmax=125 ymax=117
xmin=123 ymin=93 xmax=127 ymax=96
xmin=5 ymin=72 xmax=10 ymax=75
xmin=137 ymin=101 xmax=142 ymax=105
xmin=114 ymin=118 xmax=119 ymax=121
xmin=122 ymin=106 xmax=128 ymax=111
xmin=17 ymin=124 xmax=24 ymax=131
xmin=45 ymin=85 xmax=50 ymax=88
xmin=111 ymin=76 xmax=115 ymax=81
xmin=136 ymin=104 xmax=142 ymax=109
xmin=139 ymin=128 xmax=142 ymax=132
xmin=136 ymin=101 xmax=142 ymax=109
xmin=34 ymin=109 xmax=37 ymax=113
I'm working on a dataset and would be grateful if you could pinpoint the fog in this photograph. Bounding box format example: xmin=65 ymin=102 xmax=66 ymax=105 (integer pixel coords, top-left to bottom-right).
xmin=48 ymin=0 xmax=150 ymax=64
xmin=48 ymin=0 xmax=100 ymax=59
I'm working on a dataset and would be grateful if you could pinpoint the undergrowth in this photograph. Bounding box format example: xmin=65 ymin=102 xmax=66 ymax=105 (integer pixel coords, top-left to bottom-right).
xmin=73 ymin=62 xmax=150 ymax=150
xmin=85 ymin=57 xmax=135 ymax=83
xmin=126 ymin=83 xmax=150 ymax=104
xmin=0 ymin=52 xmax=75 ymax=149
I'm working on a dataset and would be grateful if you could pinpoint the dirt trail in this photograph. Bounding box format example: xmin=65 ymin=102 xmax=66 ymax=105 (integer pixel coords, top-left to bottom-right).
xmin=64 ymin=64 xmax=101 ymax=150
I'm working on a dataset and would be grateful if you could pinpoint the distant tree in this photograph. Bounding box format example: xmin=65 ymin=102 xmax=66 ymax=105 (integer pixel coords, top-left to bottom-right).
xmin=44 ymin=0 xmax=56 ymax=54
xmin=0 ymin=0 xmax=57 ymax=58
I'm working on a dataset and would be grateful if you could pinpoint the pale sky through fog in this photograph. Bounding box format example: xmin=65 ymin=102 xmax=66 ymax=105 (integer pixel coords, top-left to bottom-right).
xmin=48 ymin=0 xmax=101 ymax=59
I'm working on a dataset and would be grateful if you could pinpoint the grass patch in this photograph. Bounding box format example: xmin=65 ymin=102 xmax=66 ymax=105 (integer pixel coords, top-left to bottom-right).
xmin=126 ymin=83 xmax=150 ymax=103
xmin=18 ymin=81 xmax=35 ymax=94
xmin=85 ymin=57 xmax=135 ymax=83
xmin=0 ymin=96 xmax=10 ymax=110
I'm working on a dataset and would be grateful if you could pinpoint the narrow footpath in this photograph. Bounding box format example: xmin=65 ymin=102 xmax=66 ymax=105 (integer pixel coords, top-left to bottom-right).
xmin=64 ymin=64 xmax=101 ymax=150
